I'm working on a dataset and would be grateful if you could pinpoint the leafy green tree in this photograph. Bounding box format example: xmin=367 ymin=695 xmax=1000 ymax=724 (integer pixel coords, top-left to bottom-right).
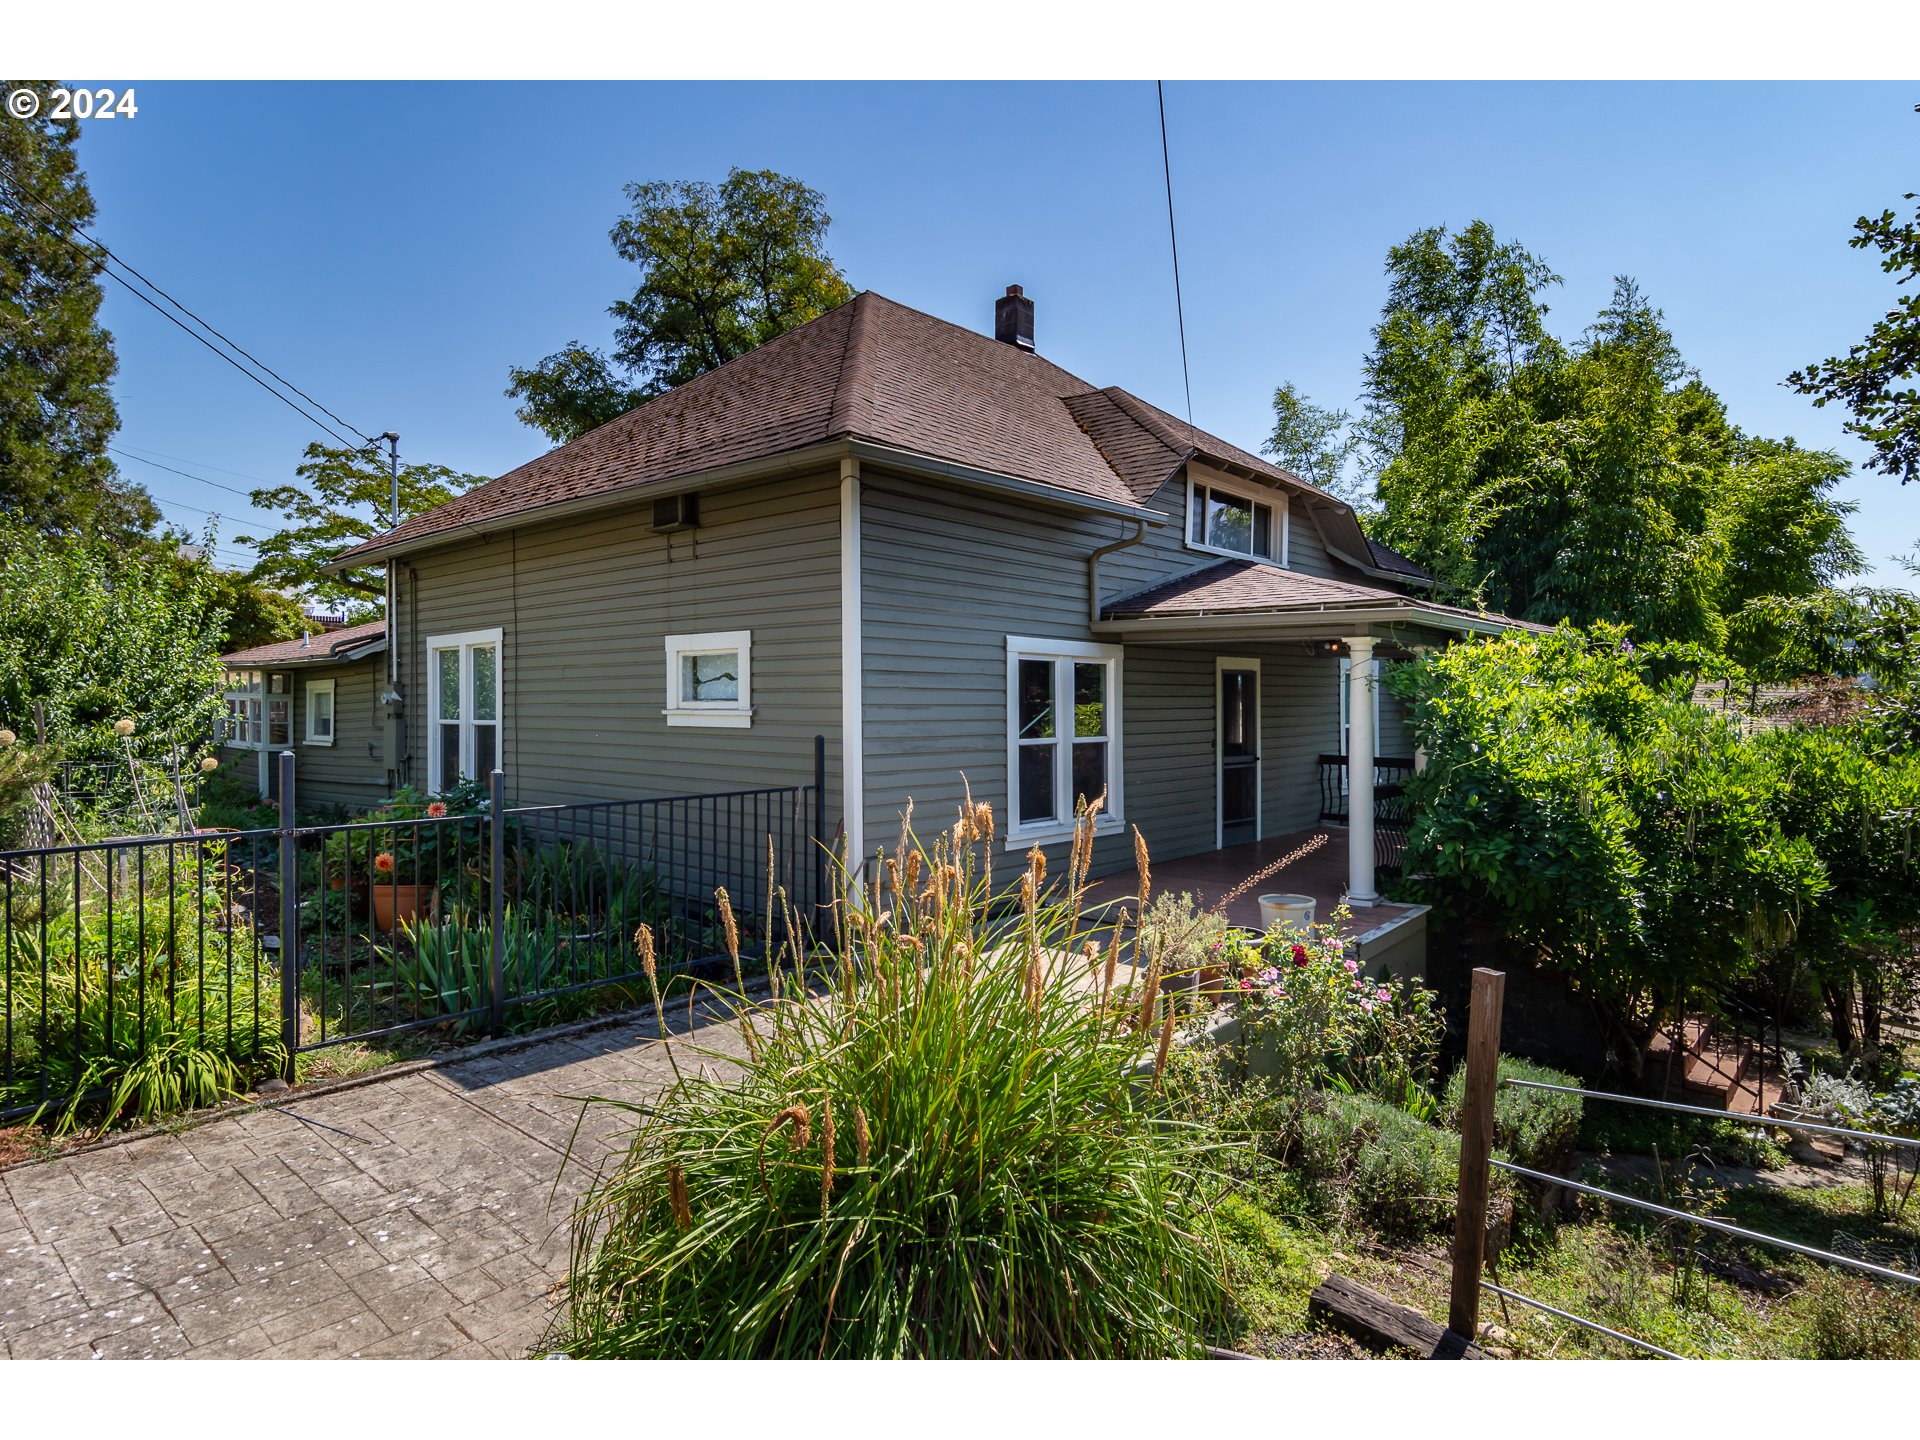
xmin=198 ymin=566 xmax=307 ymax=653
xmin=507 ymin=168 xmax=857 ymax=443
xmin=0 ymin=79 xmax=154 ymax=536
xmin=0 ymin=517 xmax=228 ymax=769
xmin=1787 ymin=108 xmax=1920 ymax=487
xmin=238 ymin=442 xmax=486 ymax=616
xmin=1316 ymin=221 xmax=1862 ymax=657
xmin=1262 ymin=382 xmax=1371 ymax=512
xmin=1388 ymin=626 xmax=1827 ymax=1060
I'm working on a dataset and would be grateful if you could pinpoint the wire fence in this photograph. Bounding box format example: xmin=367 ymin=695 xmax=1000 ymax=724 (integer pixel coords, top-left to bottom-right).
xmin=1447 ymin=968 xmax=1919 ymax=1361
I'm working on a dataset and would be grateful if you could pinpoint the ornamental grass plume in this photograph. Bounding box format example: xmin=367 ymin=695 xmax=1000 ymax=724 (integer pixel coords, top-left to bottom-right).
xmin=1207 ymin=832 xmax=1327 ymax=917
xmin=549 ymin=813 xmax=1223 ymax=1359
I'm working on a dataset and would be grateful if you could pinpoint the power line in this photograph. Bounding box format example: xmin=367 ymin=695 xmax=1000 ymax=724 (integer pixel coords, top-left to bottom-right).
xmin=0 ymin=155 xmax=370 ymax=450
xmin=112 ymin=442 xmax=276 ymax=488
xmin=110 ymin=445 xmax=262 ymax=502
xmin=1156 ymin=80 xmax=1195 ymax=432
xmin=0 ymin=154 xmax=373 ymax=447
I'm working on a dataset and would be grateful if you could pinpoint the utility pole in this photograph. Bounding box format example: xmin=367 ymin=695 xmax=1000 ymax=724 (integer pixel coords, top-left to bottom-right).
xmin=377 ymin=431 xmax=400 ymax=691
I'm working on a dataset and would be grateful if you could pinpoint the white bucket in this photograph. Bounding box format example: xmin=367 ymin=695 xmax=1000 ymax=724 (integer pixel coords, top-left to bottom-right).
xmin=1258 ymin=893 xmax=1315 ymax=932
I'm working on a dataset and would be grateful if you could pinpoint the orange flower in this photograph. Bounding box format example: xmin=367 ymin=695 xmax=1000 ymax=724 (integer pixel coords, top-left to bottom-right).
xmin=426 ymin=802 xmax=447 ymax=818
xmin=373 ymin=852 xmax=395 ymax=874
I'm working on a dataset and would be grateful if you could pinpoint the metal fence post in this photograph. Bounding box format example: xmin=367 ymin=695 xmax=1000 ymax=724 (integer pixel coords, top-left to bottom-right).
xmin=812 ymin=733 xmax=826 ymax=928
xmin=277 ymin=750 xmax=299 ymax=1082
xmin=489 ymin=768 xmax=506 ymax=1037
xmin=1448 ymin=966 xmax=1506 ymax=1344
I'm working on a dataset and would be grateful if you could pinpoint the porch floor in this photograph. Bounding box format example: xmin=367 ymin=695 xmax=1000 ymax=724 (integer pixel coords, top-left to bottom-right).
xmin=1082 ymin=827 xmax=1419 ymax=941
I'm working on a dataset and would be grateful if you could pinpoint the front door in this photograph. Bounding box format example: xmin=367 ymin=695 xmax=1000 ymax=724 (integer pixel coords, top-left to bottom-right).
xmin=1218 ymin=660 xmax=1260 ymax=848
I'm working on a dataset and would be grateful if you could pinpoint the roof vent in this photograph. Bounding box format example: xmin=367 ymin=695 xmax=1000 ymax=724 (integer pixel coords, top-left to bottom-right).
xmin=651 ymin=493 xmax=700 ymax=532
xmin=995 ymin=284 xmax=1035 ymax=351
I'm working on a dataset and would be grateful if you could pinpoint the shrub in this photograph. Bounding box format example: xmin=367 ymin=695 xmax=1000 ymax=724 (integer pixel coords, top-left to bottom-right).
xmin=2 ymin=845 xmax=281 ymax=1133
xmin=1443 ymin=1055 xmax=1584 ymax=1171
xmin=1798 ymin=1269 xmax=1920 ymax=1359
xmin=549 ymin=809 xmax=1226 ymax=1358
xmin=1227 ymin=909 xmax=1443 ymax=1102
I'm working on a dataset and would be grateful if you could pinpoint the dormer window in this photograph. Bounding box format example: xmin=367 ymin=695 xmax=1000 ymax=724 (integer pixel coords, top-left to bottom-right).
xmin=1187 ymin=475 xmax=1289 ymax=565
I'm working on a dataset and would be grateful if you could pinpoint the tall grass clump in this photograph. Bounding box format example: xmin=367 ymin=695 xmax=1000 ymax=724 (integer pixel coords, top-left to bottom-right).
xmin=549 ymin=799 xmax=1227 ymax=1358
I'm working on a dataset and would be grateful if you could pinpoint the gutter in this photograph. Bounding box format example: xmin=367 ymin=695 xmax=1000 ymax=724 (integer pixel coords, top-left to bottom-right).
xmin=1087 ymin=519 xmax=1150 ymax=626
xmin=324 ymin=438 xmax=1164 ymax=574
xmin=1095 ymin=604 xmax=1517 ymax=640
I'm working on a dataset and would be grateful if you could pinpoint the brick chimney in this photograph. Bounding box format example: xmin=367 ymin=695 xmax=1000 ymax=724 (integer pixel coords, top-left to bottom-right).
xmin=995 ymin=284 xmax=1035 ymax=351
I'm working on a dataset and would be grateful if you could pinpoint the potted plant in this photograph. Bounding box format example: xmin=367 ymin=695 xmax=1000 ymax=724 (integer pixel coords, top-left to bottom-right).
xmin=370 ymin=845 xmax=428 ymax=932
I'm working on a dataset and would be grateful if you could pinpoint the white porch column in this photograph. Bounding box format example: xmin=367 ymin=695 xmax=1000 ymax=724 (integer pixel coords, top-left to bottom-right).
xmin=1344 ymin=635 xmax=1379 ymax=907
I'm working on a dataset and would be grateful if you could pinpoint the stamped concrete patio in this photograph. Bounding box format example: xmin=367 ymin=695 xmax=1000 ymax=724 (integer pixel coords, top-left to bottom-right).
xmin=1 ymin=1006 xmax=744 ymax=1359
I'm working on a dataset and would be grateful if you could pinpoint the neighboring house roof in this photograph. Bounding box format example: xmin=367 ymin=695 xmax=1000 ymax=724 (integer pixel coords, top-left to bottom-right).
xmin=221 ymin=620 xmax=387 ymax=668
xmin=1102 ymin=560 xmax=1546 ymax=635
xmin=331 ymin=291 xmax=1395 ymax=574
xmin=1692 ymin=675 xmax=1872 ymax=733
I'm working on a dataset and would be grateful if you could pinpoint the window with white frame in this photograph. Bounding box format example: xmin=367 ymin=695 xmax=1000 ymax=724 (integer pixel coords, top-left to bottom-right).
xmin=304 ymin=677 xmax=336 ymax=746
xmin=222 ymin=672 xmax=263 ymax=748
xmin=663 ymin=630 xmax=752 ymax=727
xmin=427 ymin=628 xmax=501 ymax=792
xmin=264 ymin=673 xmax=292 ymax=748
xmin=1186 ymin=474 xmax=1289 ymax=565
xmin=1006 ymin=637 xmax=1123 ymax=841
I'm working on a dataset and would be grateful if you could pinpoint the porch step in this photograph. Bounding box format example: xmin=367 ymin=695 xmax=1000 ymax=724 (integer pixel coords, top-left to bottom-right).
xmin=1645 ymin=1020 xmax=1750 ymax=1111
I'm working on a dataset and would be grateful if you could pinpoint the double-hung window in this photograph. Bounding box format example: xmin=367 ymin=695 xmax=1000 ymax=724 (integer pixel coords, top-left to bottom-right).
xmin=264 ymin=674 xmax=292 ymax=748
xmin=1187 ymin=475 xmax=1288 ymax=565
xmin=1006 ymin=637 xmax=1123 ymax=843
xmin=222 ymin=671 xmax=263 ymax=748
xmin=663 ymin=630 xmax=753 ymax=727
xmin=427 ymin=628 xmax=501 ymax=792
xmin=304 ymin=678 xmax=336 ymax=746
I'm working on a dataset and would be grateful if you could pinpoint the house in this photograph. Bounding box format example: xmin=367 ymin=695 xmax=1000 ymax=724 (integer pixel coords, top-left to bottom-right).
xmin=218 ymin=619 xmax=392 ymax=813
xmin=326 ymin=286 xmax=1529 ymax=953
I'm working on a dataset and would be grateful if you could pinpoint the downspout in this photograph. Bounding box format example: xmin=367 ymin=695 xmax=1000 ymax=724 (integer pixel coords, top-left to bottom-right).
xmin=1088 ymin=519 xmax=1150 ymax=626
xmin=839 ymin=457 xmax=865 ymax=884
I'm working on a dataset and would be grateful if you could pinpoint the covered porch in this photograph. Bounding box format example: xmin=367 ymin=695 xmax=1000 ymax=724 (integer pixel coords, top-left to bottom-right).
xmin=1081 ymin=827 xmax=1432 ymax=979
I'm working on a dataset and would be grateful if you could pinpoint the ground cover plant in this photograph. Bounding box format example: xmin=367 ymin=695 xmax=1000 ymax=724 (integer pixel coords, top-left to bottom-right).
xmin=550 ymin=804 xmax=1229 ymax=1358
xmin=0 ymin=836 xmax=282 ymax=1134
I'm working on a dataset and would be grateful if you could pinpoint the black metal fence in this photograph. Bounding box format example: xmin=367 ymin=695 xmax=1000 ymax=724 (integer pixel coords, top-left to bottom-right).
xmin=2 ymin=742 xmax=826 ymax=1124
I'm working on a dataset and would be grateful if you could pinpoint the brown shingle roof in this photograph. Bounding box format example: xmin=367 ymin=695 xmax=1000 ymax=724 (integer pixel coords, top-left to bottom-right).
xmin=221 ymin=620 xmax=386 ymax=668
xmin=1104 ymin=561 xmax=1541 ymax=631
xmin=333 ymin=291 xmax=1386 ymax=566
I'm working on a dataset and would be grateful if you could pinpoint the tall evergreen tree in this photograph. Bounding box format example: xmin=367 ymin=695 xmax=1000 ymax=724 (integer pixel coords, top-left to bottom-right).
xmin=0 ymin=79 xmax=153 ymax=535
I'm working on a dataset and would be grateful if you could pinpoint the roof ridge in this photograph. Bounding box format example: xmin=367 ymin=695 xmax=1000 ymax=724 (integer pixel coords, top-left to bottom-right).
xmin=826 ymin=291 xmax=875 ymax=437
xmin=1103 ymin=386 xmax=1196 ymax=455
xmin=855 ymin=290 xmax=1100 ymax=394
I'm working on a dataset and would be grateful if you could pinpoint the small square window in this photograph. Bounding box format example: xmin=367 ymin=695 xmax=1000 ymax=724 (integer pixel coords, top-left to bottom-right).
xmin=665 ymin=631 xmax=753 ymax=727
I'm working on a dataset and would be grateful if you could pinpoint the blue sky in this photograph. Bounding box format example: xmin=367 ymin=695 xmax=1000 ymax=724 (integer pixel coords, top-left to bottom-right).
xmin=72 ymin=80 xmax=1919 ymax=585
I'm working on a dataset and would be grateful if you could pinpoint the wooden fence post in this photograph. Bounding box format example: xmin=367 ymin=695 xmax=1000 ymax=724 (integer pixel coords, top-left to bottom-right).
xmin=1448 ymin=966 xmax=1506 ymax=1343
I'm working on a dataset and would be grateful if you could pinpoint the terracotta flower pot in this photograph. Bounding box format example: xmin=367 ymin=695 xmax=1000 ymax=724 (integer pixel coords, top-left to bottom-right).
xmin=372 ymin=883 xmax=426 ymax=933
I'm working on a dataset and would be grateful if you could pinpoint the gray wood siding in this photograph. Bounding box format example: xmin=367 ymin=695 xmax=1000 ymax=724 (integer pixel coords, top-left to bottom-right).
xmin=292 ymin=658 xmax=389 ymax=813
xmin=859 ymin=473 xmax=1347 ymax=885
xmin=1097 ymin=460 xmax=1377 ymax=611
xmin=400 ymin=471 xmax=844 ymax=834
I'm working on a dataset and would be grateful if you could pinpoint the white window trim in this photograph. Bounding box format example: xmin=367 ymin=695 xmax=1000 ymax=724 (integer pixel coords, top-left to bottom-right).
xmin=1004 ymin=635 xmax=1125 ymax=849
xmin=426 ymin=627 xmax=503 ymax=791
xmin=1185 ymin=472 xmax=1291 ymax=567
xmin=1216 ymin=655 xmax=1262 ymax=851
xmin=1337 ymin=654 xmax=1382 ymax=788
xmin=664 ymin=629 xmax=754 ymax=728
xmin=303 ymin=677 xmax=337 ymax=746
xmin=221 ymin=670 xmax=264 ymax=750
